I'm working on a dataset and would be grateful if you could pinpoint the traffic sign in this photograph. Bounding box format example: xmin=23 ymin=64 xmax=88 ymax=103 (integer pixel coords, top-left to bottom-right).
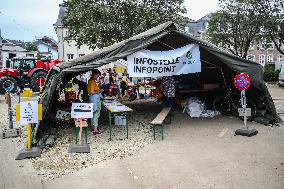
xmin=234 ymin=73 xmax=251 ymax=90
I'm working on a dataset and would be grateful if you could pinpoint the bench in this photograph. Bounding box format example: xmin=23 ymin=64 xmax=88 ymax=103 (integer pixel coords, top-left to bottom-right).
xmin=150 ymin=107 xmax=172 ymax=140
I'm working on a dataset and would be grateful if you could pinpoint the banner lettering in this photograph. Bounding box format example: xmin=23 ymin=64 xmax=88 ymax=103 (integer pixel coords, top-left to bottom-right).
xmin=127 ymin=44 xmax=201 ymax=77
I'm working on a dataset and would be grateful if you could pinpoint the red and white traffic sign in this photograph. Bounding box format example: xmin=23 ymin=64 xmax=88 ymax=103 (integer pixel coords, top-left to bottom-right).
xmin=234 ymin=73 xmax=251 ymax=91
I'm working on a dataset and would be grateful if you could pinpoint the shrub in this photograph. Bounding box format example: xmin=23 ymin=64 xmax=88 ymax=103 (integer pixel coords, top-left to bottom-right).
xmin=263 ymin=64 xmax=279 ymax=82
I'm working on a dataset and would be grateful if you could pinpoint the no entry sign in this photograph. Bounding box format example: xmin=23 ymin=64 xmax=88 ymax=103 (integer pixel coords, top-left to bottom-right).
xmin=234 ymin=73 xmax=250 ymax=91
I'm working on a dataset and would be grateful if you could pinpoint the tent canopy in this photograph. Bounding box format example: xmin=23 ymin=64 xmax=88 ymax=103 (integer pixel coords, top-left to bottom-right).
xmin=37 ymin=21 xmax=281 ymax=141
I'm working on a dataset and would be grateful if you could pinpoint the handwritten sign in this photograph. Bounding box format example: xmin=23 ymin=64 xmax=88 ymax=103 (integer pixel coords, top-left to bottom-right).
xmin=71 ymin=103 xmax=93 ymax=118
xmin=20 ymin=101 xmax=38 ymax=124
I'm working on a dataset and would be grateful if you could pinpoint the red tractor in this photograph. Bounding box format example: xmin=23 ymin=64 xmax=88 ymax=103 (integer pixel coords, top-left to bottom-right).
xmin=0 ymin=57 xmax=61 ymax=93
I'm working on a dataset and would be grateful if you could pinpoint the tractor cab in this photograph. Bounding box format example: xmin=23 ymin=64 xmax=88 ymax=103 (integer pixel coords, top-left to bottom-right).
xmin=10 ymin=57 xmax=37 ymax=75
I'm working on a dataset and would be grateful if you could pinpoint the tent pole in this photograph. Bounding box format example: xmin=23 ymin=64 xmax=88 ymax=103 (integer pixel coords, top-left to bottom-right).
xmin=157 ymin=40 xmax=175 ymax=50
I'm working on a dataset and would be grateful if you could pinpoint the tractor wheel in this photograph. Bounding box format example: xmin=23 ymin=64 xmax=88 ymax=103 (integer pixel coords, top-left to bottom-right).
xmin=0 ymin=76 xmax=18 ymax=94
xmin=30 ymin=71 xmax=47 ymax=92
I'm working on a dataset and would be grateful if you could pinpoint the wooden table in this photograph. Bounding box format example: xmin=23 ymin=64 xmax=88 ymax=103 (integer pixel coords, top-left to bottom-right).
xmin=102 ymin=100 xmax=133 ymax=141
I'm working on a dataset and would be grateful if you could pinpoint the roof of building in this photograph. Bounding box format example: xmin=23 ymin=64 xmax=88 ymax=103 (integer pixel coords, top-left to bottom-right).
xmin=36 ymin=36 xmax=58 ymax=50
xmin=2 ymin=39 xmax=28 ymax=52
xmin=53 ymin=4 xmax=67 ymax=27
xmin=188 ymin=13 xmax=212 ymax=23
xmin=2 ymin=39 xmax=27 ymax=49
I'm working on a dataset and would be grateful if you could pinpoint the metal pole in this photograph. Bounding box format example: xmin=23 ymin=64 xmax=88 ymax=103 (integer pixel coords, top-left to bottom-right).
xmin=27 ymin=123 xmax=31 ymax=150
xmin=18 ymin=89 xmax=21 ymax=103
xmin=144 ymin=77 xmax=146 ymax=97
xmin=26 ymin=95 xmax=32 ymax=150
xmin=7 ymin=92 xmax=13 ymax=129
xmin=109 ymin=111 xmax=112 ymax=141
xmin=84 ymin=127 xmax=88 ymax=144
xmin=241 ymin=90 xmax=248 ymax=129
xmin=126 ymin=112 xmax=128 ymax=139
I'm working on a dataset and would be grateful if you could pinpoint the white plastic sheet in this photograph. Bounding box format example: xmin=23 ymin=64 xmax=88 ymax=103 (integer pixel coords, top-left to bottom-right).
xmin=182 ymin=98 xmax=220 ymax=118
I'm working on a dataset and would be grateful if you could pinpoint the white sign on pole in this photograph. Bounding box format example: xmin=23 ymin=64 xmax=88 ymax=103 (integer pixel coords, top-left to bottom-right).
xmin=127 ymin=44 xmax=201 ymax=77
xmin=71 ymin=103 xmax=93 ymax=118
xmin=238 ymin=108 xmax=251 ymax=117
xmin=20 ymin=101 xmax=38 ymax=124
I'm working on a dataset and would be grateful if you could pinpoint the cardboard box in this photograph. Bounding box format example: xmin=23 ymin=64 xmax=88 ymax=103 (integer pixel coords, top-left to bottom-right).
xmin=115 ymin=116 xmax=126 ymax=125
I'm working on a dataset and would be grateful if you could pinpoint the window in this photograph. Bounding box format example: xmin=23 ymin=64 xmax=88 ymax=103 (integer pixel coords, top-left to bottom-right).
xmin=204 ymin=22 xmax=209 ymax=30
xmin=249 ymin=41 xmax=254 ymax=50
xmin=259 ymin=55 xmax=265 ymax=66
xmin=79 ymin=54 xmax=85 ymax=57
xmin=258 ymin=40 xmax=265 ymax=50
xmin=278 ymin=55 xmax=283 ymax=62
xmin=66 ymin=30 xmax=70 ymax=37
xmin=67 ymin=54 xmax=74 ymax=60
xmin=247 ymin=55 xmax=255 ymax=62
xmin=13 ymin=59 xmax=35 ymax=71
xmin=266 ymin=40 xmax=274 ymax=49
xmin=267 ymin=55 xmax=273 ymax=62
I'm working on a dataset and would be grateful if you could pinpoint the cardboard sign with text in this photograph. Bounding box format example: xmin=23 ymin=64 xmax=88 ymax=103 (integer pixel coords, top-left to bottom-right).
xmin=71 ymin=103 xmax=93 ymax=118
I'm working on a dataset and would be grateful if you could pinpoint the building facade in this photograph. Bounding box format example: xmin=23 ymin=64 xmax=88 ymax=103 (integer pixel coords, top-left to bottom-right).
xmin=1 ymin=39 xmax=37 ymax=68
xmin=186 ymin=14 xmax=211 ymax=39
xmin=247 ymin=40 xmax=284 ymax=68
xmin=35 ymin=36 xmax=58 ymax=59
xmin=53 ymin=4 xmax=95 ymax=61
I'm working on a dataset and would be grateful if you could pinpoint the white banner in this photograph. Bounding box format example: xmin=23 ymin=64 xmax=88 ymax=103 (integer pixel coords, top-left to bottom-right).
xmin=127 ymin=44 xmax=201 ymax=77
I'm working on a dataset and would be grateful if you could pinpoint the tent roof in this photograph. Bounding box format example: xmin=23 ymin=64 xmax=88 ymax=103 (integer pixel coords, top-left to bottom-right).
xmin=53 ymin=21 xmax=260 ymax=74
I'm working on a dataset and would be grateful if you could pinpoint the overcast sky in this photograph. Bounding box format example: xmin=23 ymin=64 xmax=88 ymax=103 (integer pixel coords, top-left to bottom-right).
xmin=0 ymin=0 xmax=219 ymax=42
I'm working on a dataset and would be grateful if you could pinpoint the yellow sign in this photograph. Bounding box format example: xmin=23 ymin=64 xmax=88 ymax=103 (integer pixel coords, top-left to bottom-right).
xmin=23 ymin=90 xmax=33 ymax=98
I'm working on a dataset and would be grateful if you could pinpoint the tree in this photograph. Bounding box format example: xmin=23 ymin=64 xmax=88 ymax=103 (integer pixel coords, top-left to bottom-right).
xmin=26 ymin=42 xmax=38 ymax=52
xmin=259 ymin=0 xmax=284 ymax=55
xmin=207 ymin=0 xmax=264 ymax=58
xmin=62 ymin=0 xmax=187 ymax=49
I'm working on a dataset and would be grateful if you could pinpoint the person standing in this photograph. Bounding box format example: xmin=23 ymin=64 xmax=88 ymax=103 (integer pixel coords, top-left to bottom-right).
xmin=87 ymin=69 xmax=103 ymax=135
xmin=120 ymin=73 xmax=128 ymax=97
xmin=162 ymin=76 xmax=175 ymax=107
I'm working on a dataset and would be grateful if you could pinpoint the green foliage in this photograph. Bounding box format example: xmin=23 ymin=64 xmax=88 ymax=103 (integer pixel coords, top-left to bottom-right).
xmin=263 ymin=64 xmax=279 ymax=82
xmin=62 ymin=0 xmax=187 ymax=49
xmin=207 ymin=0 xmax=264 ymax=58
xmin=207 ymin=0 xmax=284 ymax=57
xmin=259 ymin=0 xmax=284 ymax=55
xmin=26 ymin=42 xmax=38 ymax=52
